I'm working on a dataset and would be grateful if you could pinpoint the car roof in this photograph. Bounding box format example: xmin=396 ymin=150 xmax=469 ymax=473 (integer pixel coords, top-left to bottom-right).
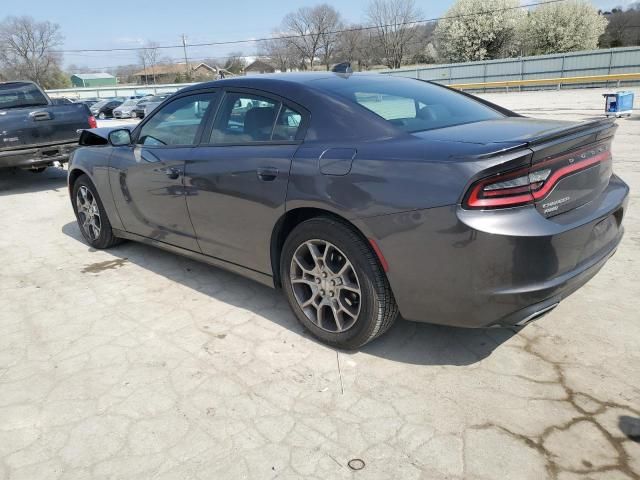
xmin=180 ymin=72 xmax=389 ymax=92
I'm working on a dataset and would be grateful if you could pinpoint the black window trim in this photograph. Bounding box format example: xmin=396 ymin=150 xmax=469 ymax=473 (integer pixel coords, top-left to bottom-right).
xmin=200 ymin=87 xmax=309 ymax=147
xmin=130 ymin=89 xmax=219 ymax=149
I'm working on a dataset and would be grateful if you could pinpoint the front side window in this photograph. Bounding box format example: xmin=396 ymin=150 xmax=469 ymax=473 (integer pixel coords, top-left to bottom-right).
xmin=137 ymin=93 xmax=214 ymax=146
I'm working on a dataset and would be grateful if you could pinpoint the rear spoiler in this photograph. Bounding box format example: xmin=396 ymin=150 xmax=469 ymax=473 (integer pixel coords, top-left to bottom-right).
xmin=525 ymin=118 xmax=617 ymax=162
xmin=467 ymin=118 xmax=618 ymax=161
xmin=524 ymin=118 xmax=617 ymax=147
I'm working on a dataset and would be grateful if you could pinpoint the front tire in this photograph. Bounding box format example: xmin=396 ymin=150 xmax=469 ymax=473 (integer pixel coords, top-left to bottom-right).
xmin=281 ymin=217 xmax=398 ymax=349
xmin=71 ymin=175 xmax=120 ymax=249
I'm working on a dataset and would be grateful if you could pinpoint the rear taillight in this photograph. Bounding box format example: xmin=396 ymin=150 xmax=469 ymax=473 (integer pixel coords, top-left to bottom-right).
xmin=463 ymin=142 xmax=612 ymax=209
xmin=88 ymin=116 xmax=97 ymax=129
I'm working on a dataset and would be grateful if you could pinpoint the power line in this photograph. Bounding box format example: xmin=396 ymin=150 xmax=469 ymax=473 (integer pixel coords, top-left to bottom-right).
xmin=52 ymin=0 xmax=569 ymax=54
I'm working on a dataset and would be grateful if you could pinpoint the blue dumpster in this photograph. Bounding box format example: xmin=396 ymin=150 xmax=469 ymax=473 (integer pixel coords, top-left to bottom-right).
xmin=603 ymin=91 xmax=634 ymax=117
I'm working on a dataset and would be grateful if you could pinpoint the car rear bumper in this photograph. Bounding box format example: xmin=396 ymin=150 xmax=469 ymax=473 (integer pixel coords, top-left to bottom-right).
xmin=0 ymin=141 xmax=78 ymax=169
xmin=359 ymin=174 xmax=629 ymax=328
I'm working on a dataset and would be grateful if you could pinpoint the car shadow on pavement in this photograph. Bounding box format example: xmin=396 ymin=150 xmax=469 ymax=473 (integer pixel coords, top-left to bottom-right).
xmin=61 ymin=221 xmax=516 ymax=366
xmin=0 ymin=166 xmax=67 ymax=196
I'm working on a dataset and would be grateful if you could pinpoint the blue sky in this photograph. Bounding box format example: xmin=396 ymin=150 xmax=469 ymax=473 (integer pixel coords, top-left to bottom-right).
xmin=2 ymin=0 xmax=634 ymax=69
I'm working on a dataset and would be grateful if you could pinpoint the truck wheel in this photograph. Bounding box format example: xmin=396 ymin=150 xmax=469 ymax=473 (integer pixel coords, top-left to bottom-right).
xmin=72 ymin=174 xmax=121 ymax=249
xmin=281 ymin=217 xmax=398 ymax=349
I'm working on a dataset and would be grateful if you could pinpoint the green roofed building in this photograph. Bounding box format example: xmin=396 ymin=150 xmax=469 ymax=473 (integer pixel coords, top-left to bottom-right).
xmin=70 ymin=73 xmax=117 ymax=88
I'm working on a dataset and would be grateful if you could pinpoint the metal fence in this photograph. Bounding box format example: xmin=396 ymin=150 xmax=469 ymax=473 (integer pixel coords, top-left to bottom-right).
xmin=46 ymin=82 xmax=199 ymax=100
xmin=46 ymin=46 xmax=640 ymax=98
xmin=379 ymin=46 xmax=640 ymax=90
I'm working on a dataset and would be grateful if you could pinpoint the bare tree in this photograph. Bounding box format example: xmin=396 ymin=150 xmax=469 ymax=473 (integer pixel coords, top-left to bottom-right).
xmin=224 ymin=51 xmax=246 ymax=74
xmin=137 ymin=41 xmax=160 ymax=84
xmin=335 ymin=25 xmax=375 ymax=70
xmin=259 ymin=36 xmax=298 ymax=72
xmin=366 ymin=0 xmax=423 ymax=69
xmin=600 ymin=6 xmax=640 ymax=48
xmin=0 ymin=16 xmax=65 ymax=87
xmin=281 ymin=4 xmax=341 ymax=70
xmin=316 ymin=5 xmax=342 ymax=70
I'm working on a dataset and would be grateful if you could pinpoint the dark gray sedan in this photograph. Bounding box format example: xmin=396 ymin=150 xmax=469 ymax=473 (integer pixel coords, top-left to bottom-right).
xmin=67 ymin=73 xmax=628 ymax=349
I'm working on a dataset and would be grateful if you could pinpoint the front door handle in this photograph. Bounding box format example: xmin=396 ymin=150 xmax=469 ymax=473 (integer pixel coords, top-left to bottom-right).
xmin=257 ymin=167 xmax=279 ymax=182
xmin=164 ymin=167 xmax=181 ymax=180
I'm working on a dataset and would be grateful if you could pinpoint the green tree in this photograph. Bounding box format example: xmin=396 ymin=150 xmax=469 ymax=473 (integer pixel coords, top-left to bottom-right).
xmin=435 ymin=0 xmax=526 ymax=62
xmin=525 ymin=0 xmax=608 ymax=55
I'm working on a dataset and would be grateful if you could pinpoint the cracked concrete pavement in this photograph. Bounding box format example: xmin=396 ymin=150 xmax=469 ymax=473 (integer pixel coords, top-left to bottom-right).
xmin=0 ymin=88 xmax=639 ymax=479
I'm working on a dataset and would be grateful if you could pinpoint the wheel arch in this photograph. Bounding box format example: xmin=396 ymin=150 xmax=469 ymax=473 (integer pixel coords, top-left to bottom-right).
xmin=68 ymin=167 xmax=88 ymax=187
xmin=270 ymin=207 xmax=382 ymax=288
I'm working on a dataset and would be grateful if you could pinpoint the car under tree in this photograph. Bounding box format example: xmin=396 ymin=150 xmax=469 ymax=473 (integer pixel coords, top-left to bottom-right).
xmin=67 ymin=73 xmax=628 ymax=349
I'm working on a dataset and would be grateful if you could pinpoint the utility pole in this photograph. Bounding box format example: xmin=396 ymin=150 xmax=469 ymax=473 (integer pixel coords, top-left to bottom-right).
xmin=182 ymin=34 xmax=190 ymax=81
xmin=141 ymin=56 xmax=148 ymax=86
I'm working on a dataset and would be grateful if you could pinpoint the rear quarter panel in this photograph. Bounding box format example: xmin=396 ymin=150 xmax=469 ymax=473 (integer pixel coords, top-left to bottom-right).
xmin=286 ymin=138 xmax=529 ymax=219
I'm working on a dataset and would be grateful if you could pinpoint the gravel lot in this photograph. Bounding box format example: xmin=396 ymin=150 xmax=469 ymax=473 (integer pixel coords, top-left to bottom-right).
xmin=0 ymin=87 xmax=639 ymax=480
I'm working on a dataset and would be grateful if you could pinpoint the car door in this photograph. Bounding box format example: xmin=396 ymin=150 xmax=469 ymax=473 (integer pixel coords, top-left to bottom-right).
xmin=185 ymin=89 xmax=307 ymax=274
xmin=109 ymin=91 xmax=217 ymax=251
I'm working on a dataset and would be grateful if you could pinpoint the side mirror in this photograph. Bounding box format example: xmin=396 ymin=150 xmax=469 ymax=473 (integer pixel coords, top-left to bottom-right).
xmin=108 ymin=129 xmax=132 ymax=146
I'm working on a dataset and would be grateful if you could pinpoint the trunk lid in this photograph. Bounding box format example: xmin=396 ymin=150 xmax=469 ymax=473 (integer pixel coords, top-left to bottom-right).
xmin=526 ymin=119 xmax=616 ymax=217
xmin=414 ymin=117 xmax=617 ymax=217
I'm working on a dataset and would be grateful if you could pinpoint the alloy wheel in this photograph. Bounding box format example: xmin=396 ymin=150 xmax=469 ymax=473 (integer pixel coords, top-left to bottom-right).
xmin=289 ymin=239 xmax=362 ymax=333
xmin=76 ymin=186 xmax=101 ymax=241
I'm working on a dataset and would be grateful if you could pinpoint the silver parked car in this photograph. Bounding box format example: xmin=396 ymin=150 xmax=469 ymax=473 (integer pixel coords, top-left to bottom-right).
xmin=143 ymin=94 xmax=172 ymax=117
xmin=113 ymin=98 xmax=144 ymax=119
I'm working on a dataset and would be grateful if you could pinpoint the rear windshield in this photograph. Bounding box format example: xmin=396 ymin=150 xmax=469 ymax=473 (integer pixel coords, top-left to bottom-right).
xmin=0 ymin=82 xmax=48 ymax=109
xmin=313 ymin=75 xmax=504 ymax=132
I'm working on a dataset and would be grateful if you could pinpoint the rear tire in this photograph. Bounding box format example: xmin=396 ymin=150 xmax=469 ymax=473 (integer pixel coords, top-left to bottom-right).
xmin=98 ymin=112 xmax=106 ymax=120
xmin=71 ymin=174 xmax=121 ymax=249
xmin=281 ymin=217 xmax=398 ymax=349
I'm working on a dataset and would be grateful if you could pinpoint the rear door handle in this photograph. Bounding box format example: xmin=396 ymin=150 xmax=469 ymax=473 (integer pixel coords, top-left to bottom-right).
xmin=257 ymin=167 xmax=279 ymax=181
xmin=164 ymin=167 xmax=181 ymax=180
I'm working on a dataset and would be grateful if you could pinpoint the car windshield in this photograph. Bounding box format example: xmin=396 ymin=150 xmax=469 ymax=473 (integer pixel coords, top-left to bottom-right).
xmin=312 ymin=75 xmax=504 ymax=133
xmin=92 ymin=100 xmax=109 ymax=108
xmin=149 ymin=95 xmax=168 ymax=102
xmin=121 ymin=99 xmax=137 ymax=107
xmin=0 ymin=82 xmax=49 ymax=109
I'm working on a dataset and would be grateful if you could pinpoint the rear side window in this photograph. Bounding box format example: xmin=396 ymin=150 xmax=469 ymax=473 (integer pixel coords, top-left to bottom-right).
xmin=273 ymin=107 xmax=302 ymax=141
xmin=210 ymin=93 xmax=303 ymax=144
xmin=315 ymin=76 xmax=504 ymax=133
xmin=0 ymin=82 xmax=48 ymax=109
